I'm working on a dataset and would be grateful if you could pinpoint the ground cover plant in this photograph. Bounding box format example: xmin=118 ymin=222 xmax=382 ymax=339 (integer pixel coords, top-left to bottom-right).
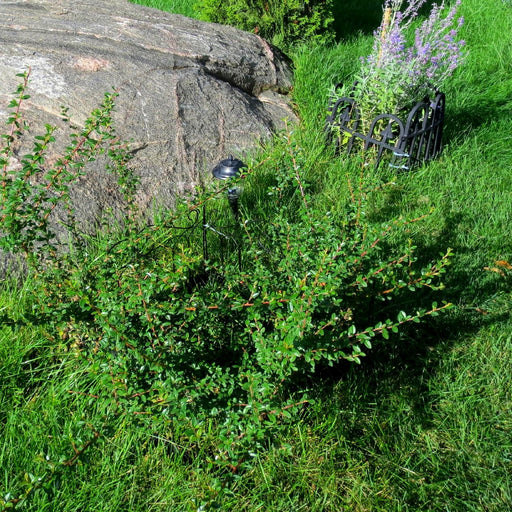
xmin=1 ymin=0 xmax=512 ymax=510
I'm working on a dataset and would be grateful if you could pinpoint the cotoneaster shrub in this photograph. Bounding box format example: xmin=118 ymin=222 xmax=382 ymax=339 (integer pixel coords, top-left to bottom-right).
xmin=0 ymin=72 xmax=452 ymax=482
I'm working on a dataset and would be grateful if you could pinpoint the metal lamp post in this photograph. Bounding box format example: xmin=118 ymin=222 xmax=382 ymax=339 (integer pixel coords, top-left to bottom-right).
xmin=205 ymin=155 xmax=247 ymax=269
xmin=211 ymin=155 xmax=247 ymax=219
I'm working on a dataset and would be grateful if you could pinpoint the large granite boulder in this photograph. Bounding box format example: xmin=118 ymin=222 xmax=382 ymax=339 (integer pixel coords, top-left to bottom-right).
xmin=0 ymin=0 xmax=296 ymax=224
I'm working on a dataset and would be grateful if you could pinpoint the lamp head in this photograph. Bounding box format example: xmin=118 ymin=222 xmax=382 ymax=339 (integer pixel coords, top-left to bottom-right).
xmin=212 ymin=155 xmax=246 ymax=180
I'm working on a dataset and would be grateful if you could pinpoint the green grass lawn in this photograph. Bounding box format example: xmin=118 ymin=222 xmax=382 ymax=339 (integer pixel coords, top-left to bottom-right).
xmin=129 ymin=0 xmax=198 ymax=17
xmin=1 ymin=0 xmax=511 ymax=510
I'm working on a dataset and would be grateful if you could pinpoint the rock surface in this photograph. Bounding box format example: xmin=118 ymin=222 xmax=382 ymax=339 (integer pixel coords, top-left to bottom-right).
xmin=0 ymin=0 xmax=296 ymax=224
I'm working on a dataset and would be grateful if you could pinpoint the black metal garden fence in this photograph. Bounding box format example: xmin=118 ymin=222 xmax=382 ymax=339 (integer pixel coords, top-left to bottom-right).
xmin=325 ymin=83 xmax=445 ymax=170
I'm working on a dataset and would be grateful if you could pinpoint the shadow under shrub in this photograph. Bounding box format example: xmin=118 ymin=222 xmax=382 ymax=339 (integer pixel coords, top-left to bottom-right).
xmin=1 ymin=72 xmax=452 ymax=478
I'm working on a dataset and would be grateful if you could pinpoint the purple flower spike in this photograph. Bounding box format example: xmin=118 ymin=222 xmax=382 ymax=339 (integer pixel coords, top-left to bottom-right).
xmin=350 ymin=0 xmax=467 ymax=130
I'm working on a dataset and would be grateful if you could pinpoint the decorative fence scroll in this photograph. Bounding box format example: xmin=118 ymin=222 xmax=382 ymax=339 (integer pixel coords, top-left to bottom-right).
xmin=325 ymin=84 xmax=445 ymax=169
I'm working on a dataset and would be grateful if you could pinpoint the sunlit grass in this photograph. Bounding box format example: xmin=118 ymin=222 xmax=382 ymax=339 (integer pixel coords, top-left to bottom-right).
xmin=128 ymin=0 xmax=199 ymax=17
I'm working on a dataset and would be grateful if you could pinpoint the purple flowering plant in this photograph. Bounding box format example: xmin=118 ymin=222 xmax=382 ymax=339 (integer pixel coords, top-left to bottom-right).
xmin=342 ymin=0 xmax=466 ymax=132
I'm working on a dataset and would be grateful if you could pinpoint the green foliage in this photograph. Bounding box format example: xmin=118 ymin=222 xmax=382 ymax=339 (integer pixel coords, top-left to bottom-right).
xmin=0 ymin=72 xmax=138 ymax=267
xmin=195 ymin=0 xmax=335 ymax=50
xmin=0 ymin=71 xmax=451 ymax=496
xmin=0 ymin=430 xmax=100 ymax=510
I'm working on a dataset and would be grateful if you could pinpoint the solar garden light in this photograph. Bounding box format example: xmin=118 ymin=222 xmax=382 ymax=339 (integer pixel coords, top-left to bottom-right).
xmin=211 ymin=155 xmax=247 ymax=219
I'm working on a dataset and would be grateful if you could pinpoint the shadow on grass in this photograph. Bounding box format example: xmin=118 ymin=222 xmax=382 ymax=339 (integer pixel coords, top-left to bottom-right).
xmin=444 ymin=99 xmax=512 ymax=143
xmin=333 ymin=0 xmax=383 ymax=40
xmin=333 ymin=0 xmax=440 ymax=40
xmin=299 ymin=191 xmax=512 ymax=440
